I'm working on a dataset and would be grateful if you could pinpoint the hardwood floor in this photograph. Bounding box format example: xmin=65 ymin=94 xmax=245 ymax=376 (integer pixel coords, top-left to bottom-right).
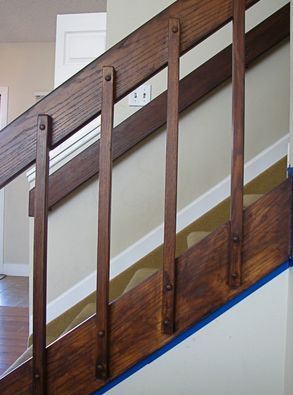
xmin=0 ymin=276 xmax=29 ymax=376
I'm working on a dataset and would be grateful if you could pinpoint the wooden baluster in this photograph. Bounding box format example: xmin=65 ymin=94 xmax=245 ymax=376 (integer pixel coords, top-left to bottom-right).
xmin=96 ymin=66 xmax=115 ymax=380
xmin=33 ymin=115 xmax=51 ymax=394
xmin=162 ymin=18 xmax=180 ymax=335
xmin=230 ymin=0 xmax=245 ymax=288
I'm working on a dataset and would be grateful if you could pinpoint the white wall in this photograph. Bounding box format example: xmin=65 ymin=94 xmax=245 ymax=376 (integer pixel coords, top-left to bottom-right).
xmin=284 ymin=269 xmax=293 ymax=395
xmin=284 ymin=3 xmax=293 ymax=394
xmin=105 ymin=271 xmax=289 ymax=395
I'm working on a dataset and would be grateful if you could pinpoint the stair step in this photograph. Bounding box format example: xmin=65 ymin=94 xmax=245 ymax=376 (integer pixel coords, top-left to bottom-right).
xmin=186 ymin=231 xmax=210 ymax=249
xmin=123 ymin=268 xmax=158 ymax=295
xmin=243 ymin=194 xmax=263 ymax=209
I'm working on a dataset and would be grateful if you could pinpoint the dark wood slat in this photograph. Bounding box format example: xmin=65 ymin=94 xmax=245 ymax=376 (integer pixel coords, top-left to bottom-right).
xmin=33 ymin=115 xmax=51 ymax=394
xmin=0 ymin=0 xmax=260 ymax=189
xmin=162 ymin=18 xmax=180 ymax=335
xmin=2 ymin=178 xmax=290 ymax=394
xmin=28 ymin=4 xmax=290 ymax=215
xmin=96 ymin=67 xmax=115 ymax=381
xmin=230 ymin=0 xmax=245 ymax=288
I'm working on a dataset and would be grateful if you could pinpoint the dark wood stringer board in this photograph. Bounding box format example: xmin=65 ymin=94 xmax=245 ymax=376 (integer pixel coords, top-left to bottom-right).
xmin=1 ymin=178 xmax=290 ymax=394
xmin=27 ymin=4 xmax=290 ymax=215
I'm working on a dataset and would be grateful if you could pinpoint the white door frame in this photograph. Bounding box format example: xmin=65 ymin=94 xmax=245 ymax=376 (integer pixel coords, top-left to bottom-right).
xmin=0 ymin=87 xmax=8 ymax=274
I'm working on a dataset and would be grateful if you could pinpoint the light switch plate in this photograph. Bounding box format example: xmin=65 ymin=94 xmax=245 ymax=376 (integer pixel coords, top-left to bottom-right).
xmin=129 ymin=85 xmax=152 ymax=107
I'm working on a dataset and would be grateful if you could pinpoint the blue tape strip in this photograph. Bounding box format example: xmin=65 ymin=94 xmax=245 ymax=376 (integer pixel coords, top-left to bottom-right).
xmin=287 ymin=166 xmax=293 ymax=177
xmin=93 ymin=260 xmax=291 ymax=395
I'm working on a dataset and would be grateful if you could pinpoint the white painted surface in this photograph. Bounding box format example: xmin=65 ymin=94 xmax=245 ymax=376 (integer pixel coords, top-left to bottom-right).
xmin=284 ymin=268 xmax=293 ymax=395
xmin=284 ymin=6 xmax=293 ymax=394
xmin=106 ymin=271 xmax=289 ymax=395
xmin=54 ymin=13 xmax=106 ymax=87
xmin=2 ymin=263 xmax=29 ymax=277
xmin=129 ymin=85 xmax=152 ymax=107
xmin=43 ymin=134 xmax=288 ymax=323
xmin=0 ymin=87 xmax=8 ymax=274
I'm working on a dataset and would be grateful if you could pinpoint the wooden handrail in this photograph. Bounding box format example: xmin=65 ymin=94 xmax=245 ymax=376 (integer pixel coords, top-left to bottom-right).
xmin=27 ymin=4 xmax=290 ymax=215
xmin=0 ymin=0 xmax=259 ymax=190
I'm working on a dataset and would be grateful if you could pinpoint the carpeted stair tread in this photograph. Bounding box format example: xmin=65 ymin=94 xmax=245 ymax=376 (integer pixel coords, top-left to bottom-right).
xmin=122 ymin=268 xmax=158 ymax=295
xmin=243 ymin=194 xmax=263 ymax=209
xmin=186 ymin=231 xmax=211 ymax=249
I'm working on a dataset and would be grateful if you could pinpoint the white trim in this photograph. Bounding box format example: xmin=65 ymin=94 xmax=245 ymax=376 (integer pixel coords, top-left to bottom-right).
xmin=26 ymin=119 xmax=101 ymax=185
xmin=44 ymin=133 xmax=289 ymax=324
xmin=0 ymin=87 xmax=8 ymax=129
xmin=2 ymin=263 xmax=29 ymax=277
xmin=0 ymin=87 xmax=8 ymax=275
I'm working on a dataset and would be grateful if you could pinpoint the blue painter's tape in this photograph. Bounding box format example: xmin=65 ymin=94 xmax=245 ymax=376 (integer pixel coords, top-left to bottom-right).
xmin=92 ymin=260 xmax=291 ymax=395
xmin=287 ymin=167 xmax=293 ymax=177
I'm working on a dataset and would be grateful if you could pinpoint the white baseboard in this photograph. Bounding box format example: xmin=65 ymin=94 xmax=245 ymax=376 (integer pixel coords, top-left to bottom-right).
xmin=2 ymin=263 xmax=29 ymax=277
xmin=45 ymin=134 xmax=289 ymax=324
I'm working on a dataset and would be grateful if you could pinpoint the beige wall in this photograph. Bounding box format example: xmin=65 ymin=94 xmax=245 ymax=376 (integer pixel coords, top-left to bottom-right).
xmin=0 ymin=42 xmax=55 ymax=267
xmin=32 ymin=0 xmax=289 ymax=304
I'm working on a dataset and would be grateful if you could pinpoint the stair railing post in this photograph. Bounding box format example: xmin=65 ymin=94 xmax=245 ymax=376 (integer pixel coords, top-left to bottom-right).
xmin=162 ymin=18 xmax=180 ymax=335
xmin=230 ymin=0 xmax=245 ymax=288
xmin=33 ymin=114 xmax=51 ymax=394
xmin=96 ymin=66 xmax=115 ymax=380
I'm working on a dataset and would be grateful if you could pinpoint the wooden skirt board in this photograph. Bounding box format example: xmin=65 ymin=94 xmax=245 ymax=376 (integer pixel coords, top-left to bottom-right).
xmin=0 ymin=179 xmax=290 ymax=394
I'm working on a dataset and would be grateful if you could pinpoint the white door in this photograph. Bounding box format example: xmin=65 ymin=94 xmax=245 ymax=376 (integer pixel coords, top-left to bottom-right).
xmin=0 ymin=87 xmax=8 ymax=274
xmin=52 ymin=13 xmax=107 ymax=161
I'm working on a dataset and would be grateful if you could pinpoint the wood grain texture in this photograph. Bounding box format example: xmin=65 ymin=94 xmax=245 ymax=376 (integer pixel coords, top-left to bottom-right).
xmin=96 ymin=67 xmax=115 ymax=380
xmin=0 ymin=306 xmax=29 ymax=377
xmin=162 ymin=18 xmax=180 ymax=335
xmin=28 ymin=4 xmax=290 ymax=215
xmin=32 ymin=115 xmax=51 ymax=394
xmin=2 ymin=178 xmax=290 ymax=394
xmin=230 ymin=0 xmax=245 ymax=288
xmin=0 ymin=0 xmax=260 ymax=189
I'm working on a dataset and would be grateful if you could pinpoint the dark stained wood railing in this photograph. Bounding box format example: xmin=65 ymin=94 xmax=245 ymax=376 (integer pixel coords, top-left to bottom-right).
xmin=230 ymin=0 xmax=245 ymax=287
xmin=0 ymin=2 xmax=290 ymax=394
xmin=162 ymin=18 xmax=180 ymax=335
xmin=33 ymin=115 xmax=51 ymax=394
xmin=96 ymin=67 xmax=115 ymax=381
xmin=28 ymin=5 xmax=290 ymax=215
xmin=0 ymin=0 xmax=260 ymax=190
